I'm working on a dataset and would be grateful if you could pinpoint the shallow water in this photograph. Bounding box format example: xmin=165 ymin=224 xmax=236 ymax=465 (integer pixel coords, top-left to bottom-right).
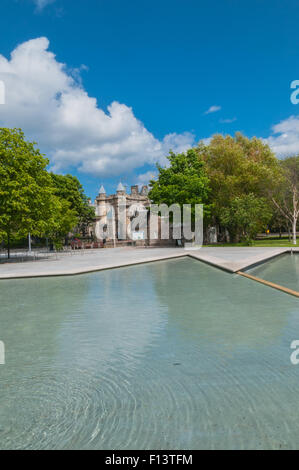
xmin=0 ymin=257 xmax=298 ymax=450
xmin=247 ymin=253 xmax=299 ymax=292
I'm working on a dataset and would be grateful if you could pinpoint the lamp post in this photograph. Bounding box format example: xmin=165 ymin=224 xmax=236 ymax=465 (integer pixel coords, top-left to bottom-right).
xmin=28 ymin=233 xmax=32 ymax=254
xmin=113 ymin=214 xmax=116 ymax=248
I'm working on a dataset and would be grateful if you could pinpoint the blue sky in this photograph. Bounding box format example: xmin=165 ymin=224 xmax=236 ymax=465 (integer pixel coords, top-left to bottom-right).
xmin=1 ymin=0 xmax=299 ymax=199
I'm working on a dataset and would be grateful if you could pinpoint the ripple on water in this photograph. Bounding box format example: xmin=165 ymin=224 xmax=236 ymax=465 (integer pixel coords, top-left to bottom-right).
xmin=0 ymin=258 xmax=298 ymax=450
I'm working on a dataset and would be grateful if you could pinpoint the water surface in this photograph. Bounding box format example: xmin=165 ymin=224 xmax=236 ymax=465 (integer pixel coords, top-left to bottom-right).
xmin=0 ymin=258 xmax=298 ymax=450
xmin=247 ymin=253 xmax=299 ymax=292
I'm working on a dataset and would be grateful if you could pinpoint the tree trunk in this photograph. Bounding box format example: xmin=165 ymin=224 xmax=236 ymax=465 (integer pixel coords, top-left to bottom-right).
xmin=292 ymin=185 xmax=298 ymax=245
xmin=7 ymin=232 xmax=10 ymax=259
xmin=293 ymin=217 xmax=298 ymax=245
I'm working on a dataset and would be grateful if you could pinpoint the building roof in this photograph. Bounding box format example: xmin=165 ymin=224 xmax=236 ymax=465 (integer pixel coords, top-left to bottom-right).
xmin=99 ymin=185 xmax=106 ymax=194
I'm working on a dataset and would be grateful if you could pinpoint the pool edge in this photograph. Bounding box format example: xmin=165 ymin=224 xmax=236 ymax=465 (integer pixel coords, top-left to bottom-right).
xmin=237 ymin=270 xmax=299 ymax=298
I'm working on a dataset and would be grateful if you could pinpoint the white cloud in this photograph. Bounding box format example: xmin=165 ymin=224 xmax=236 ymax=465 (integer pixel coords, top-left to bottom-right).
xmin=0 ymin=38 xmax=195 ymax=177
xmin=220 ymin=117 xmax=237 ymax=124
xmin=204 ymin=105 xmax=221 ymax=114
xmin=266 ymin=116 xmax=299 ymax=157
xmin=137 ymin=171 xmax=158 ymax=185
xmin=33 ymin=0 xmax=56 ymax=11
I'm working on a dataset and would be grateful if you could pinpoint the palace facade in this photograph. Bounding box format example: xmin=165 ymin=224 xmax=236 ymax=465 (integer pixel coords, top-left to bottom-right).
xmin=89 ymin=184 xmax=174 ymax=247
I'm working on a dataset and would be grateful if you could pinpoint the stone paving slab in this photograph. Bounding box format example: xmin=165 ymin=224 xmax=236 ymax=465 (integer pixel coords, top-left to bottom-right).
xmin=188 ymin=247 xmax=295 ymax=272
xmin=0 ymin=248 xmax=187 ymax=279
xmin=0 ymin=246 xmax=298 ymax=279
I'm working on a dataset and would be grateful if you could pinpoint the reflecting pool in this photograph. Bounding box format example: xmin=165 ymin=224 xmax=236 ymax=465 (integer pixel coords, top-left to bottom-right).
xmin=0 ymin=258 xmax=298 ymax=449
xmin=247 ymin=253 xmax=299 ymax=292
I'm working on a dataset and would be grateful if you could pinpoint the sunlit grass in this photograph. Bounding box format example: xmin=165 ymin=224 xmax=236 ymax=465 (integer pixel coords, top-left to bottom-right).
xmin=205 ymin=237 xmax=297 ymax=248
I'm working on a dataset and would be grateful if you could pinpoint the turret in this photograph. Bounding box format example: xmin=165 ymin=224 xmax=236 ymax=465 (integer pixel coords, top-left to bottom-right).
xmin=99 ymin=185 xmax=106 ymax=198
xmin=116 ymin=182 xmax=126 ymax=196
xmin=98 ymin=185 xmax=107 ymax=220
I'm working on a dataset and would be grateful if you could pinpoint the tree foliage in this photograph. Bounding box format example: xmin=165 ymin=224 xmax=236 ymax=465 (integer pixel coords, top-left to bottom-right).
xmin=0 ymin=129 xmax=93 ymax=256
xmin=194 ymin=133 xmax=282 ymax=241
xmin=271 ymin=156 xmax=299 ymax=244
xmin=0 ymin=129 xmax=60 ymax=256
xmin=50 ymin=173 xmax=95 ymax=236
xmin=220 ymin=194 xmax=272 ymax=243
xmin=197 ymin=132 xmax=280 ymax=214
xmin=149 ymin=149 xmax=211 ymax=221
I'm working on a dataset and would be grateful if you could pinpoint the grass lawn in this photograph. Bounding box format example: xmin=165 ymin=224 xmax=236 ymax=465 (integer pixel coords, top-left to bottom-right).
xmin=205 ymin=237 xmax=298 ymax=248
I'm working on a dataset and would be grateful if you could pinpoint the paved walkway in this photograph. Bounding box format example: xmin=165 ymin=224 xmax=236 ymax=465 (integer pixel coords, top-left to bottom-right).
xmin=0 ymin=246 xmax=297 ymax=279
xmin=188 ymin=246 xmax=296 ymax=272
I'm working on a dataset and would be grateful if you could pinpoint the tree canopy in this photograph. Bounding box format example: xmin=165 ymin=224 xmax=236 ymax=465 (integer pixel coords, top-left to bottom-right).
xmin=148 ymin=133 xmax=299 ymax=244
xmin=271 ymin=156 xmax=299 ymax=244
xmin=0 ymin=129 xmax=60 ymax=256
xmin=0 ymin=128 xmax=94 ymax=256
xmin=195 ymin=133 xmax=282 ymax=242
xmin=220 ymin=193 xmax=272 ymax=243
xmin=50 ymin=173 xmax=95 ymax=236
xmin=149 ymin=148 xmax=211 ymax=222
xmin=197 ymin=133 xmax=280 ymax=214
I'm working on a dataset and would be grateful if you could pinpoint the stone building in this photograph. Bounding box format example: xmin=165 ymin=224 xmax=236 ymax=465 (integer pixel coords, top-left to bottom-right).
xmin=89 ymin=184 xmax=175 ymax=247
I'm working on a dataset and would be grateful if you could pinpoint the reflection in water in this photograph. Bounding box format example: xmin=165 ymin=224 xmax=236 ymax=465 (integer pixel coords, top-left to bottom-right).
xmin=248 ymin=253 xmax=299 ymax=292
xmin=152 ymin=259 xmax=290 ymax=348
xmin=0 ymin=258 xmax=298 ymax=449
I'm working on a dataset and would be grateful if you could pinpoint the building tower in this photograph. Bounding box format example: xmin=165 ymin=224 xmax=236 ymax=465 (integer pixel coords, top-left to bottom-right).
xmin=98 ymin=185 xmax=107 ymax=227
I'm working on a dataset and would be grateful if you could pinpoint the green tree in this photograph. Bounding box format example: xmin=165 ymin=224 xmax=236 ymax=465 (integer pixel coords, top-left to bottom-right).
xmin=50 ymin=173 xmax=95 ymax=236
xmin=271 ymin=156 xmax=299 ymax=245
xmin=0 ymin=128 xmax=60 ymax=258
xmin=197 ymin=133 xmax=280 ymax=239
xmin=269 ymin=207 xmax=290 ymax=240
xmin=149 ymin=149 xmax=211 ymax=223
xmin=46 ymin=199 xmax=78 ymax=250
xmin=220 ymin=194 xmax=272 ymax=243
